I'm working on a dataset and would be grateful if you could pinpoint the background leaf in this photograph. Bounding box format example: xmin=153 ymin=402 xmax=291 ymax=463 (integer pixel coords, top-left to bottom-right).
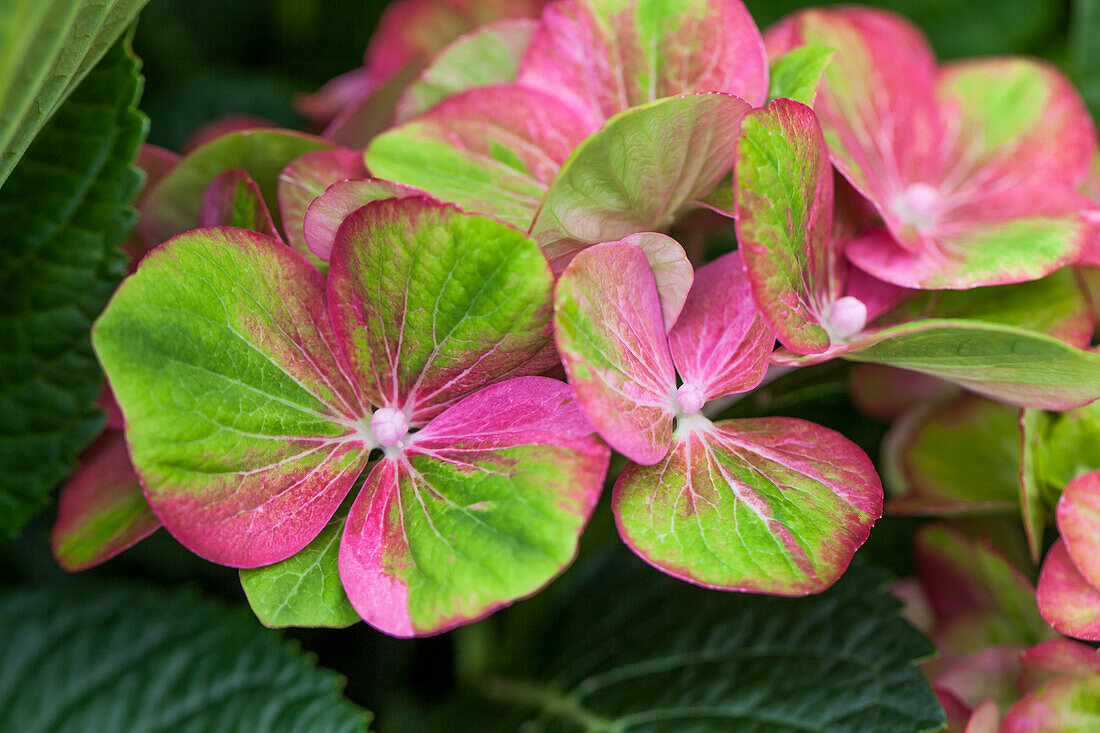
xmin=0 ymin=0 xmax=149 ymax=189
xmin=0 ymin=580 xmax=372 ymax=732
xmin=465 ymin=551 xmax=944 ymax=732
xmin=0 ymin=33 xmax=145 ymax=536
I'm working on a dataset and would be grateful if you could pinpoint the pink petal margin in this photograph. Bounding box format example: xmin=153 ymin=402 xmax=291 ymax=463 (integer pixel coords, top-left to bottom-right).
xmin=1036 ymin=539 xmax=1100 ymax=641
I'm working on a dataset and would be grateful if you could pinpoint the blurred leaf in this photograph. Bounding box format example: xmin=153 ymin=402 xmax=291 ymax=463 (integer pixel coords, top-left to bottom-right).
xmin=1072 ymin=0 xmax=1100 ymax=119
xmin=747 ymin=0 xmax=1066 ymax=60
xmin=0 ymin=33 xmax=146 ymax=536
xmin=0 ymin=580 xmax=372 ymax=732
xmin=460 ymin=551 xmax=944 ymax=732
xmin=0 ymin=0 xmax=149 ymax=188
xmin=768 ymin=45 xmax=834 ymax=104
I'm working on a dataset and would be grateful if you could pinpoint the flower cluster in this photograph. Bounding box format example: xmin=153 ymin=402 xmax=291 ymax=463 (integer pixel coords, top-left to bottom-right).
xmin=57 ymin=0 xmax=1100 ymax=663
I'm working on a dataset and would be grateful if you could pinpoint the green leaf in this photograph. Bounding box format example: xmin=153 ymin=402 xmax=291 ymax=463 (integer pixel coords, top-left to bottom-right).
xmin=1019 ymin=408 xmax=1050 ymax=563
xmin=0 ymin=0 xmax=149 ymax=189
xmin=475 ymin=552 xmax=944 ymax=732
xmin=1072 ymin=0 xmax=1100 ymax=120
xmin=92 ymin=227 xmax=373 ymax=568
xmin=842 ymin=321 xmax=1100 ymax=411
xmin=142 ymin=129 xmax=331 ymax=246
xmin=767 ymin=45 xmax=834 ymax=105
xmin=0 ymin=34 xmax=146 ymax=536
xmin=1036 ymin=399 xmax=1100 ymax=506
xmin=395 ymin=19 xmax=535 ymax=122
xmin=532 ymin=92 xmax=749 ymax=270
xmin=878 ymin=269 xmax=1094 ymax=349
xmin=241 ymin=502 xmax=360 ymax=629
xmin=0 ymin=581 xmax=371 ymax=732
xmin=884 ymin=394 xmax=1022 ymax=515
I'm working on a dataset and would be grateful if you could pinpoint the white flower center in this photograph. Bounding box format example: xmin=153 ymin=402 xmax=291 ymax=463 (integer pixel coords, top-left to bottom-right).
xmin=891 ymin=182 xmax=942 ymax=232
xmin=370 ymin=407 xmax=409 ymax=447
xmin=823 ymin=296 xmax=867 ymax=343
xmin=675 ymin=383 xmax=706 ymax=415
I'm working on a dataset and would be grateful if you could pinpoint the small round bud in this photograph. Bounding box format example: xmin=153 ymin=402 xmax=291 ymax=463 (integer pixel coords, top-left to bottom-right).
xmin=676 ymin=383 xmax=706 ymax=415
xmin=371 ymin=407 xmax=409 ymax=447
xmin=825 ymin=296 xmax=867 ymax=342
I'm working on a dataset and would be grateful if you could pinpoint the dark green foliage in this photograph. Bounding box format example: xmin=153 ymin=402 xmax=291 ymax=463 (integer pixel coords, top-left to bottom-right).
xmin=457 ymin=551 xmax=944 ymax=732
xmin=0 ymin=581 xmax=372 ymax=732
xmin=0 ymin=34 xmax=146 ymax=536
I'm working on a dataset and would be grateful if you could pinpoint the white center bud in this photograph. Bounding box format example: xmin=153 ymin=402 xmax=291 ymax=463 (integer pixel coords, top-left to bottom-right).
xmin=675 ymin=383 xmax=706 ymax=415
xmin=891 ymin=182 xmax=942 ymax=232
xmin=370 ymin=407 xmax=409 ymax=447
xmin=824 ymin=296 xmax=868 ymax=343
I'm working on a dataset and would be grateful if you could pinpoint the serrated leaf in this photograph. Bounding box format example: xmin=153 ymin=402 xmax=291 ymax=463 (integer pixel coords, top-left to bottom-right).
xmin=0 ymin=0 xmax=149 ymax=188
xmin=241 ymin=502 xmax=360 ymax=629
xmin=554 ymin=241 xmax=677 ymax=465
xmin=0 ymin=34 xmax=145 ymax=536
xmin=614 ymin=416 xmax=881 ymax=594
xmin=532 ymin=92 xmax=750 ymax=270
xmin=339 ymin=378 xmax=608 ymax=637
xmin=477 ymin=553 xmax=944 ymax=732
xmin=767 ymin=44 xmax=834 ymax=104
xmin=365 ymin=84 xmax=595 ymax=229
xmin=517 ymin=0 xmax=767 ymax=123
xmin=0 ymin=581 xmax=371 ymax=732
xmin=884 ymin=395 xmax=1021 ymax=514
xmin=93 ymin=228 xmax=374 ymax=568
xmin=395 ymin=18 xmax=536 ymax=122
xmin=327 ymin=197 xmax=554 ymax=422
xmin=142 ymin=129 xmax=331 ymax=246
